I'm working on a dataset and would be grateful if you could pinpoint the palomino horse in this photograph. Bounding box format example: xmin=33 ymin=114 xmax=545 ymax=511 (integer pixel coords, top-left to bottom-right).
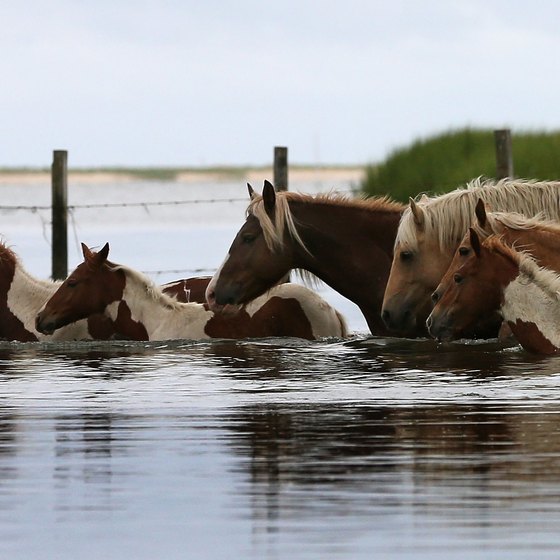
xmin=381 ymin=178 xmax=560 ymax=336
xmin=35 ymin=243 xmax=348 ymax=341
xmin=427 ymin=229 xmax=560 ymax=354
xmin=205 ymin=180 xmax=405 ymax=335
xmin=0 ymin=239 xmax=211 ymax=341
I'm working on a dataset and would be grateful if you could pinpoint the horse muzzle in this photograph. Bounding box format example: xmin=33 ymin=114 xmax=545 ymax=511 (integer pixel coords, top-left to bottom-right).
xmin=35 ymin=311 xmax=58 ymax=335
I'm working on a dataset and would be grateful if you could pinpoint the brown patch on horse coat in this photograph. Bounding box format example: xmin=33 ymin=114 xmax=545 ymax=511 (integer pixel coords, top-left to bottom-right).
xmin=0 ymin=249 xmax=37 ymax=341
xmin=114 ymin=301 xmax=150 ymax=340
xmin=163 ymin=277 xmax=211 ymax=303
xmin=509 ymin=319 xmax=558 ymax=355
xmin=204 ymin=296 xmax=314 ymax=339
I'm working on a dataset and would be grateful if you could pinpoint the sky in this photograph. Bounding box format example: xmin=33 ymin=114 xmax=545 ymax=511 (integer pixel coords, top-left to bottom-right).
xmin=2 ymin=1 xmax=560 ymax=168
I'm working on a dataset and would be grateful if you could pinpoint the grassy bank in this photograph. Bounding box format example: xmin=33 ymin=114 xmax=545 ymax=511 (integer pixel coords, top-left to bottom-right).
xmin=361 ymin=129 xmax=560 ymax=202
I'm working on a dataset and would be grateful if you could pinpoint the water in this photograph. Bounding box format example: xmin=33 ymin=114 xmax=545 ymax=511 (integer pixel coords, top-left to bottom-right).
xmin=0 ymin=176 xmax=560 ymax=559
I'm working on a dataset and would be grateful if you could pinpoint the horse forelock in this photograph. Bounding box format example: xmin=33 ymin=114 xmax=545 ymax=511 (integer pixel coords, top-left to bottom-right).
xmin=249 ymin=190 xmax=403 ymax=253
xmin=395 ymin=178 xmax=560 ymax=251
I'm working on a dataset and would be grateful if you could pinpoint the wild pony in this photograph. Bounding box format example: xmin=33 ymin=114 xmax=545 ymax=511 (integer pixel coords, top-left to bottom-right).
xmin=381 ymin=178 xmax=560 ymax=336
xmin=0 ymin=239 xmax=212 ymax=342
xmin=205 ymin=180 xmax=405 ymax=335
xmin=426 ymin=229 xmax=560 ymax=354
xmin=465 ymin=199 xmax=560 ymax=271
xmin=35 ymin=243 xmax=348 ymax=341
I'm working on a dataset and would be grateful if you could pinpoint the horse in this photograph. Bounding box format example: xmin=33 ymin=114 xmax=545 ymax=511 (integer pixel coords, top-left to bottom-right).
xmin=205 ymin=180 xmax=405 ymax=335
xmin=466 ymin=199 xmax=560 ymax=271
xmin=381 ymin=178 xmax=560 ymax=337
xmin=0 ymin=239 xmax=212 ymax=342
xmin=427 ymin=229 xmax=560 ymax=354
xmin=35 ymin=243 xmax=348 ymax=341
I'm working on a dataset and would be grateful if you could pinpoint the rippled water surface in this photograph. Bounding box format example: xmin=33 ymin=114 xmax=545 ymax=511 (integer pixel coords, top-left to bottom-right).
xmin=1 ymin=336 xmax=560 ymax=559
xmin=1 ymin=178 xmax=560 ymax=558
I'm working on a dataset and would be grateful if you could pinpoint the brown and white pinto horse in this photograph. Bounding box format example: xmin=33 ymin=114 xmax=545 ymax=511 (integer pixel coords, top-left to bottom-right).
xmin=427 ymin=230 xmax=560 ymax=354
xmin=466 ymin=200 xmax=560 ymax=271
xmin=0 ymin=239 xmax=211 ymax=342
xmin=205 ymin=180 xmax=405 ymax=335
xmin=382 ymin=178 xmax=560 ymax=336
xmin=35 ymin=243 xmax=348 ymax=341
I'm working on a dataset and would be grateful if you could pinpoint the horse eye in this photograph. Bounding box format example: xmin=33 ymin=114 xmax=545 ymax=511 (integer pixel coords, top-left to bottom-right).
xmin=67 ymin=278 xmax=78 ymax=288
xmin=458 ymin=246 xmax=470 ymax=256
xmin=453 ymin=273 xmax=463 ymax=284
xmin=242 ymin=233 xmax=256 ymax=244
xmin=400 ymin=250 xmax=413 ymax=262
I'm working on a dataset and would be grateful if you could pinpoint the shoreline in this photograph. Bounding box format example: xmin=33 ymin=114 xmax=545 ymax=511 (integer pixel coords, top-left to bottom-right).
xmin=0 ymin=165 xmax=365 ymax=186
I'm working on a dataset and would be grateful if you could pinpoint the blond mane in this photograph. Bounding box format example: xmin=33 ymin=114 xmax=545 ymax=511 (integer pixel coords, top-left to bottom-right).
xmin=396 ymin=178 xmax=560 ymax=251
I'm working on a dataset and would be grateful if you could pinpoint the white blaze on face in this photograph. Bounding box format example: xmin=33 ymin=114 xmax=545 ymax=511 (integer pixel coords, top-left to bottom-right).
xmin=205 ymin=254 xmax=229 ymax=309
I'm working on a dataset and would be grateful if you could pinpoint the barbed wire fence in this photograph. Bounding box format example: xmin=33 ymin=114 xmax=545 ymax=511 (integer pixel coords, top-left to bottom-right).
xmin=1 ymin=146 xmax=292 ymax=280
xmin=0 ymin=195 xmax=255 ymax=278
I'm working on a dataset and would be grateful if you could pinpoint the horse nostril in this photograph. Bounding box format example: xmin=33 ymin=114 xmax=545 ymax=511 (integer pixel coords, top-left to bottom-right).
xmin=431 ymin=291 xmax=439 ymax=304
xmin=381 ymin=309 xmax=390 ymax=322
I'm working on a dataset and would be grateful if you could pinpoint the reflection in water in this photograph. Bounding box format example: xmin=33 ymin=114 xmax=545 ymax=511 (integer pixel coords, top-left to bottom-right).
xmin=0 ymin=337 xmax=558 ymax=558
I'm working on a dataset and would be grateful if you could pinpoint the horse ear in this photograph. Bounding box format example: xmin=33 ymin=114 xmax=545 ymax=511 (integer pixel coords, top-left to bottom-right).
xmin=89 ymin=242 xmax=110 ymax=267
xmin=262 ymin=180 xmax=276 ymax=216
xmin=409 ymin=198 xmax=425 ymax=230
xmin=97 ymin=242 xmax=110 ymax=263
xmin=81 ymin=242 xmax=94 ymax=260
xmin=247 ymin=183 xmax=256 ymax=200
xmin=475 ymin=198 xmax=487 ymax=228
xmin=469 ymin=228 xmax=481 ymax=257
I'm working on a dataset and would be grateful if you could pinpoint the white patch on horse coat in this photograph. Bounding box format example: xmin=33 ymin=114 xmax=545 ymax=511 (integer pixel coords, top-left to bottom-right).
xmin=108 ymin=264 xmax=347 ymax=340
xmin=112 ymin=269 xmax=214 ymax=340
xmin=10 ymin=265 xmax=91 ymax=340
xmin=502 ymin=258 xmax=560 ymax=348
xmin=206 ymin=255 xmax=228 ymax=301
xmin=244 ymin=283 xmax=348 ymax=338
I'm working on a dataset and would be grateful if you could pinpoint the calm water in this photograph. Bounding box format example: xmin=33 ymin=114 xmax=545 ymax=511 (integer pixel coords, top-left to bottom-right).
xmin=0 ymin=178 xmax=560 ymax=559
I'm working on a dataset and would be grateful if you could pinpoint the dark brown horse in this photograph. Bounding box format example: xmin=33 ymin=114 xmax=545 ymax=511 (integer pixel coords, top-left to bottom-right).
xmin=205 ymin=180 xmax=405 ymax=335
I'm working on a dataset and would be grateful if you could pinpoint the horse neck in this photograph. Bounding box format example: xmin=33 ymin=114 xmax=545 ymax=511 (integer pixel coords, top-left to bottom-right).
xmin=7 ymin=261 xmax=59 ymax=319
xmin=502 ymin=268 xmax=560 ymax=350
xmin=291 ymin=200 xmax=400 ymax=278
xmin=106 ymin=271 xmax=208 ymax=339
xmin=289 ymin=199 xmax=401 ymax=334
xmin=501 ymin=226 xmax=560 ymax=271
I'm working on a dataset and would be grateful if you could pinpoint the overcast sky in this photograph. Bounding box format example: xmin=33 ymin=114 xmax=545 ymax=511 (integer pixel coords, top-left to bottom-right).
xmin=2 ymin=1 xmax=560 ymax=168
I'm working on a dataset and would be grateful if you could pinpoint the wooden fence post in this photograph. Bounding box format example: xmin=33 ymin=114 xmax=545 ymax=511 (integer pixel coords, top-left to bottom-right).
xmin=51 ymin=150 xmax=68 ymax=280
xmin=274 ymin=146 xmax=288 ymax=191
xmin=494 ymin=129 xmax=514 ymax=179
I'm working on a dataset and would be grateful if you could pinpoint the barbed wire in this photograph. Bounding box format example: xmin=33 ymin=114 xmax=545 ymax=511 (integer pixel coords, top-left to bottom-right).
xmin=0 ymin=196 xmax=251 ymax=278
xmin=0 ymin=196 xmax=249 ymax=212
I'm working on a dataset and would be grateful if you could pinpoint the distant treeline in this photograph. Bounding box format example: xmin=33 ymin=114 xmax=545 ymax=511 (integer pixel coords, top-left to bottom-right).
xmin=361 ymin=128 xmax=560 ymax=202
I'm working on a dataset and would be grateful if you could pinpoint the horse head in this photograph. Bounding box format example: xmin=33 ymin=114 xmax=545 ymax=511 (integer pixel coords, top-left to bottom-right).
xmin=206 ymin=180 xmax=294 ymax=312
xmin=35 ymin=242 xmax=125 ymax=335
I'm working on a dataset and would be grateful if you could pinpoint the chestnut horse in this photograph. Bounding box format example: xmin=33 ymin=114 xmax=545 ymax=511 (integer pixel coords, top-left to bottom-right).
xmin=0 ymin=239 xmax=211 ymax=342
xmin=382 ymin=178 xmax=560 ymax=336
xmin=466 ymin=200 xmax=560 ymax=271
xmin=35 ymin=243 xmax=348 ymax=341
xmin=427 ymin=229 xmax=560 ymax=354
xmin=205 ymin=180 xmax=405 ymax=335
